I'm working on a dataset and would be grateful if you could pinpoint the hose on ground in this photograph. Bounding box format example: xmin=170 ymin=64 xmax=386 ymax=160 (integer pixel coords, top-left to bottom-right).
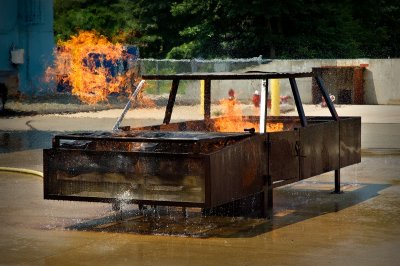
xmin=0 ymin=166 xmax=43 ymax=178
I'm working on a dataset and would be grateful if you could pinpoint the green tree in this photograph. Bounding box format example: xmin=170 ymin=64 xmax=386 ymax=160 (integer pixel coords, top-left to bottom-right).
xmin=53 ymin=0 xmax=400 ymax=59
xmin=127 ymin=0 xmax=182 ymax=58
xmin=54 ymin=0 xmax=182 ymax=58
xmin=168 ymin=0 xmax=364 ymax=59
xmin=54 ymin=0 xmax=139 ymax=42
xmin=352 ymin=0 xmax=400 ymax=57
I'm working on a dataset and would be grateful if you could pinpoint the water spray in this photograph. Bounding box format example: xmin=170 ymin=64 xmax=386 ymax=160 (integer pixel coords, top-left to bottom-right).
xmin=112 ymin=80 xmax=146 ymax=132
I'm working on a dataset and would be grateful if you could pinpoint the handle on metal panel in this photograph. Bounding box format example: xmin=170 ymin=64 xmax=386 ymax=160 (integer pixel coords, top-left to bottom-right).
xmin=244 ymin=128 xmax=256 ymax=134
xmin=295 ymin=141 xmax=306 ymax=158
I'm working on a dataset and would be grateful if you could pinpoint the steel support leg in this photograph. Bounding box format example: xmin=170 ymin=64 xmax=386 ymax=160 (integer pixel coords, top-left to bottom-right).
xmin=289 ymin=78 xmax=308 ymax=127
xmin=204 ymin=79 xmax=211 ymax=121
xmin=261 ymin=175 xmax=273 ymax=219
xmin=163 ymin=79 xmax=180 ymax=124
xmin=315 ymin=75 xmax=339 ymax=121
xmin=333 ymin=169 xmax=342 ymax=194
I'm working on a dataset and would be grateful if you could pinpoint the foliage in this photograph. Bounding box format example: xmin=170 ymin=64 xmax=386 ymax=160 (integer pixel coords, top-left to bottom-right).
xmin=54 ymin=0 xmax=400 ymax=59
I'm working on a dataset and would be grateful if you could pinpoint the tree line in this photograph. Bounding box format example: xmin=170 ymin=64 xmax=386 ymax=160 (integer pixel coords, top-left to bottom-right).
xmin=54 ymin=0 xmax=400 ymax=59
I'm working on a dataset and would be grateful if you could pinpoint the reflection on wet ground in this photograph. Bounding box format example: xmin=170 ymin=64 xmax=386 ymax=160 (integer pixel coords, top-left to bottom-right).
xmin=0 ymin=131 xmax=56 ymax=153
xmin=0 ymin=109 xmax=39 ymax=117
xmin=65 ymin=181 xmax=390 ymax=238
xmin=0 ymin=130 xmax=101 ymax=153
xmin=69 ymin=208 xmax=266 ymax=238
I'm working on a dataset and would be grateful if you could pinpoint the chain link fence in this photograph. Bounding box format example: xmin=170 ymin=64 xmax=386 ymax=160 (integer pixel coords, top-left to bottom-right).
xmin=137 ymin=57 xmax=272 ymax=103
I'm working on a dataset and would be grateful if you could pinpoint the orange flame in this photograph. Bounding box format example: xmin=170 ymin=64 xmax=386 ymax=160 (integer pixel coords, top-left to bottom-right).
xmin=267 ymin=122 xmax=284 ymax=132
xmin=46 ymin=30 xmax=141 ymax=104
xmin=214 ymin=98 xmax=283 ymax=133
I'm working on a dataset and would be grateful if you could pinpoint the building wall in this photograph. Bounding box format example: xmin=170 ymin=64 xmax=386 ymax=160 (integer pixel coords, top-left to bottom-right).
xmin=250 ymin=59 xmax=400 ymax=105
xmin=247 ymin=59 xmax=364 ymax=104
xmin=160 ymin=58 xmax=399 ymax=105
xmin=0 ymin=0 xmax=54 ymax=96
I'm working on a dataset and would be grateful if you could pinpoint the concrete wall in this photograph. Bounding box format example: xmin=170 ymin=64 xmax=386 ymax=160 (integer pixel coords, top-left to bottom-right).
xmin=250 ymin=59 xmax=348 ymax=103
xmin=181 ymin=59 xmax=400 ymax=105
xmin=0 ymin=0 xmax=54 ymax=96
xmin=364 ymin=59 xmax=400 ymax=104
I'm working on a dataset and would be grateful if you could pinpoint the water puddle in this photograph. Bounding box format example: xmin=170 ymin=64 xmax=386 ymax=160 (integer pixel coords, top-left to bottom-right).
xmin=61 ymin=181 xmax=391 ymax=238
xmin=0 ymin=130 xmax=88 ymax=153
xmin=67 ymin=207 xmax=267 ymax=238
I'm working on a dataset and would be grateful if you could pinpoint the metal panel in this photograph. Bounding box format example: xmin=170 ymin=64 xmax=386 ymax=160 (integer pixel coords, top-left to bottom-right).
xmin=299 ymin=121 xmax=340 ymax=179
xmin=209 ymin=134 xmax=266 ymax=207
xmin=268 ymin=130 xmax=299 ymax=184
xmin=44 ymin=149 xmax=206 ymax=205
xmin=339 ymin=117 xmax=361 ymax=167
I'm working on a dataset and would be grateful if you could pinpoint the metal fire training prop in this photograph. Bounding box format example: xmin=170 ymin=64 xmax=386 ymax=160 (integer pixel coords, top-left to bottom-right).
xmin=43 ymin=72 xmax=361 ymax=219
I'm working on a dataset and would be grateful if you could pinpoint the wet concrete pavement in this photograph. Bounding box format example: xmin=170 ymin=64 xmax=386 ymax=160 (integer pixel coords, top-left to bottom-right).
xmin=0 ymin=150 xmax=399 ymax=265
xmin=0 ymin=104 xmax=399 ymax=265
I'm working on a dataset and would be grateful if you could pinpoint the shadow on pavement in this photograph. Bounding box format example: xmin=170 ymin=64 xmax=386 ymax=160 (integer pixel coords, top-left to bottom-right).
xmin=0 ymin=109 xmax=38 ymax=117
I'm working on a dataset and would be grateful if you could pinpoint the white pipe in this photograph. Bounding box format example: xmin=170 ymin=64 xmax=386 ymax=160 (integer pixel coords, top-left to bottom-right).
xmin=112 ymin=80 xmax=146 ymax=132
xmin=259 ymin=79 xmax=267 ymax=133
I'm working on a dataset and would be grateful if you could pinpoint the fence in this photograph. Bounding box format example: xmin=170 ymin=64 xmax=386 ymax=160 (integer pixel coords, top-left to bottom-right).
xmin=138 ymin=57 xmax=272 ymax=103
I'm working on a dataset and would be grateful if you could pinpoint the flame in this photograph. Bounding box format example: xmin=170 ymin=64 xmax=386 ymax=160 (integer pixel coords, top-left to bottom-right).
xmin=46 ymin=30 xmax=143 ymax=105
xmin=214 ymin=98 xmax=256 ymax=132
xmin=267 ymin=122 xmax=284 ymax=132
xmin=214 ymin=98 xmax=283 ymax=133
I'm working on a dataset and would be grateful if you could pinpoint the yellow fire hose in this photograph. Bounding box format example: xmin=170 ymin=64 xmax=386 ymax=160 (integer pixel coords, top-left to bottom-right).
xmin=0 ymin=167 xmax=43 ymax=178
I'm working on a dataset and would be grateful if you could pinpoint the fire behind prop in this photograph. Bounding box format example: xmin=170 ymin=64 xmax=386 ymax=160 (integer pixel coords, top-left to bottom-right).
xmin=214 ymin=91 xmax=283 ymax=133
xmin=43 ymin=72 xmax=361 ymax=218
xmin=45 ymin=30 xmax=141 ymax=104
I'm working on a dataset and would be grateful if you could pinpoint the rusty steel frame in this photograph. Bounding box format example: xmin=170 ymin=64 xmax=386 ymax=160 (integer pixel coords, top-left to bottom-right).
xmin=142 ymin=72 xmax=315 ymax=124
xmin=43 ymin=72 xmax=361 ymax=218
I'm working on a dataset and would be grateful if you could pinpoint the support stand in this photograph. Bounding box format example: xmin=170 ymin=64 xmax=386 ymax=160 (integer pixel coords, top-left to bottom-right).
xmin=332 ymin=169 xmax=343 ymax=194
